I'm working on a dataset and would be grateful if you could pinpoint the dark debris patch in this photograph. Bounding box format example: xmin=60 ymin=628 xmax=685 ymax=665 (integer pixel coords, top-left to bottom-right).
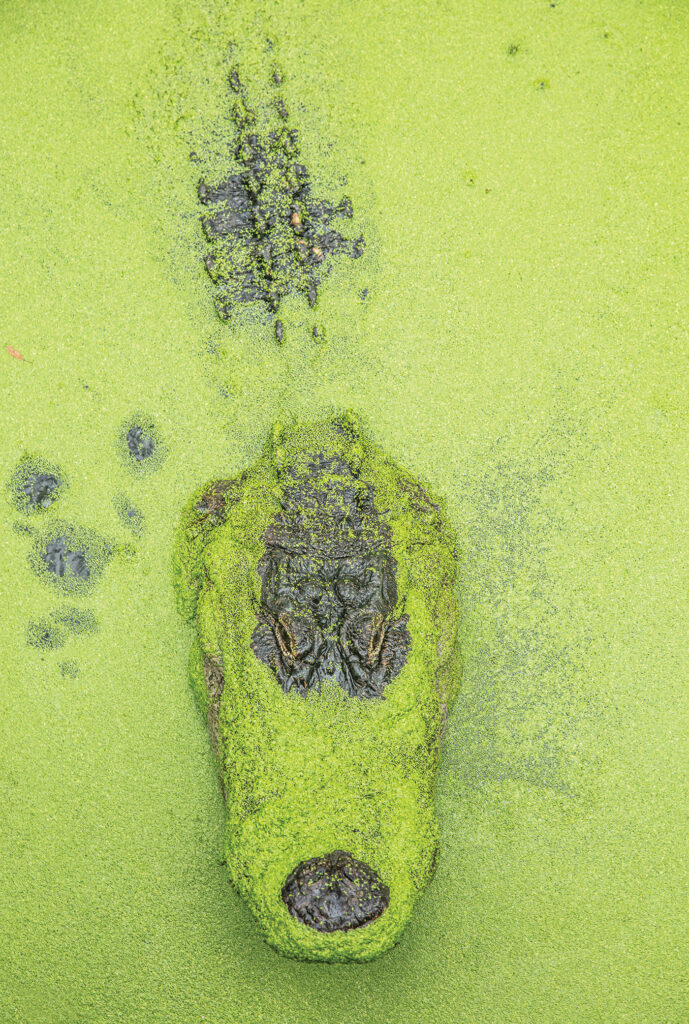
xmin=119 ymin=416 xmax=166 ymax=472
xmin=7 ymin=456 xmax=64 ymax=514
xmin=26 ymin=618 xmax=66 ymax=650
xmin=113 ymin=494 xmax=145 ymax=536
xmin=42 ymin=538 xmax=90 ymax=580
xmin=282 ymin=850 xmax=389 ymax=932
xmin=51 ymin=606 xmax=97 ymax=635
xmin=127 ymin=426 xmax=155 ymax=462
xmin=60 ymin=660 xmax=79 ymax=678
xmin=198 ymin=63 xmax=365 ymax=325
xmin=30 ymin=523 xmax=112 ymax=592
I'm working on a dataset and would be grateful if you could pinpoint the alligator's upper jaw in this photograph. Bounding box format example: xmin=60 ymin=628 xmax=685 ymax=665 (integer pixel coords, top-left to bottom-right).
xmin=281 ymin=850 xmax=390 ymax=932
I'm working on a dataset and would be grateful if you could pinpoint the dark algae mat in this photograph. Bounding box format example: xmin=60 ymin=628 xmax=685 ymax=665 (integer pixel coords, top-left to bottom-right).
xmin=2 ymin=0 xmax=688 ymax=1021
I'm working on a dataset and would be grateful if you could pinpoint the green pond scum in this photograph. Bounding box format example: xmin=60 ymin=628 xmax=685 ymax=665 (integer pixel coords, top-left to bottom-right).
xmin=2 ymin=0 xmax=689 ymax=1021
xmin=173 ymin=412 xmax=461 ymax=961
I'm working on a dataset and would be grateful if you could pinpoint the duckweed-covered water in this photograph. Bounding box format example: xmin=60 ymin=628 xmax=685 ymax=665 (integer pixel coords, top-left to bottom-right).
xmin=1 ymin=1 xmax=688 ymax=1021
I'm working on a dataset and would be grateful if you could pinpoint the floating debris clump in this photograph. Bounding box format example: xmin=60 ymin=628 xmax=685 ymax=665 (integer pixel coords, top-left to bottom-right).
xmin=26 ymin=617 xmax=66 ymax=650
xmin=8 ymin=456 xmax=64 ymax=514
xmin=119 ymin=416 xmax=165 ymax=472
xmin=198 ymin=58 xmax=364 ymax=323
xmin=26 ymin=606 xmax=98 ymax=651
xmin=126 ymin=426 xmax=155 ymax=462
xmin=42 ymin=537 xmax=91 ymax=580
xmin=113 ymin=494 xmax=145 ymax=536
xmin=29 ymin=522 xmax=112 ymax=592
xmin=51 ymin=605 xmax=98 ymax=635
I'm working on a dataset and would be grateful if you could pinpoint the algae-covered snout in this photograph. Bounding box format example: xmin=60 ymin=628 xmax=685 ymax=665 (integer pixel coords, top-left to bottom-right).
xmin=172 ymin=412 xmax=462 ymax=961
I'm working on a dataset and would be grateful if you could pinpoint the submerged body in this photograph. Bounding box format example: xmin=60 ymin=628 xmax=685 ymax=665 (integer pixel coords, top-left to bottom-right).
xmin=173 ymin=413 xmax=461 ymax=961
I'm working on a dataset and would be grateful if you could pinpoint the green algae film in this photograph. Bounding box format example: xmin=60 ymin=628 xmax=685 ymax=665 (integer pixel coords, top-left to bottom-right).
xmin=1 ymin=0 xmax=689 ymax=1021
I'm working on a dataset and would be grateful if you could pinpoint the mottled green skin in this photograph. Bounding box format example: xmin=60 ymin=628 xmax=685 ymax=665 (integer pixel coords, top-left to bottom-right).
xmin=172 ymin=413 xmax=461 ymax=961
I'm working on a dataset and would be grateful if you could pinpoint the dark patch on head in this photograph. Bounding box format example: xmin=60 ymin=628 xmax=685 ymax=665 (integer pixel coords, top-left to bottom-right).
xmin=197 ymin=51 xmax=365 ymax=326
xmin=282 ymin=850 xmax=389 ymax=932
xmin=251 ymin=456 xmax=410 ymax=698
xmin=8 ymin=457 xmax=64 ymax=514
xmin=184 ymin=474 xmax=247 ymax=554
xmin=26 ymin=618 xmax=65 ymax=650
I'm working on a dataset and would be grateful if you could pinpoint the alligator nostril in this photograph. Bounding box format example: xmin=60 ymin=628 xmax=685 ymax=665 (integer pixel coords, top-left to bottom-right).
xmin=281 ymin=850 xmax=389 ymax=932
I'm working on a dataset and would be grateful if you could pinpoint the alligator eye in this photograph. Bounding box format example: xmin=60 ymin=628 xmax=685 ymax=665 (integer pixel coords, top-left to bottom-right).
xmin=275 ymin=613 xmax=297 ymax=660
xmin=275 ymin=611 xmax=317 ymax=662
xmin=367 ymin=615 xmax=386 ymax=666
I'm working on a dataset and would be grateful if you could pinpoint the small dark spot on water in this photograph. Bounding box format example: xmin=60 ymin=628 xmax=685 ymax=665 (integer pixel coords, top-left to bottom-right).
xmin=12 ymin=521 xmax=35 ymax=536
xmin=275 ymin=319 xmax=284 ymax=344
xmin=42 ymin=537 xmax=90 ymax=580
xmin=8 ymin=457 xmax=64 ymax=513
xmin=507 ymin=43 xmax=520 ymax=56
xmin=127 ymin=426 xmax=155 ymax=461
xmin=120 ymin=417 xmax=165 ymax=471
xmin=27 ymin=618 xmax=65 ymax=650
xmin=113 ymin=494 xmax=144 ymax=536
xmin=359 ymin=288 xmax=368 ymax=301
xmin=24 ymin=473 xmax=60 ymax=509
xmin=536 ymin=78 xmax=550 ymax=90
xmin=60 ymin=660 xmax=79 ymax=678
xmin=31 ymin=523 xmax=111 ymax=590
xmin=51 ymin=606 xmax=97 ymax=635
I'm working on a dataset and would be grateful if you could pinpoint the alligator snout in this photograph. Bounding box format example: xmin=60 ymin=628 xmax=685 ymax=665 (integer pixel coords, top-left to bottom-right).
xmin=282 ymin=851 xmax=390 ymax=932
xmin=173 ymin=413 xmax=462 ymax=961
